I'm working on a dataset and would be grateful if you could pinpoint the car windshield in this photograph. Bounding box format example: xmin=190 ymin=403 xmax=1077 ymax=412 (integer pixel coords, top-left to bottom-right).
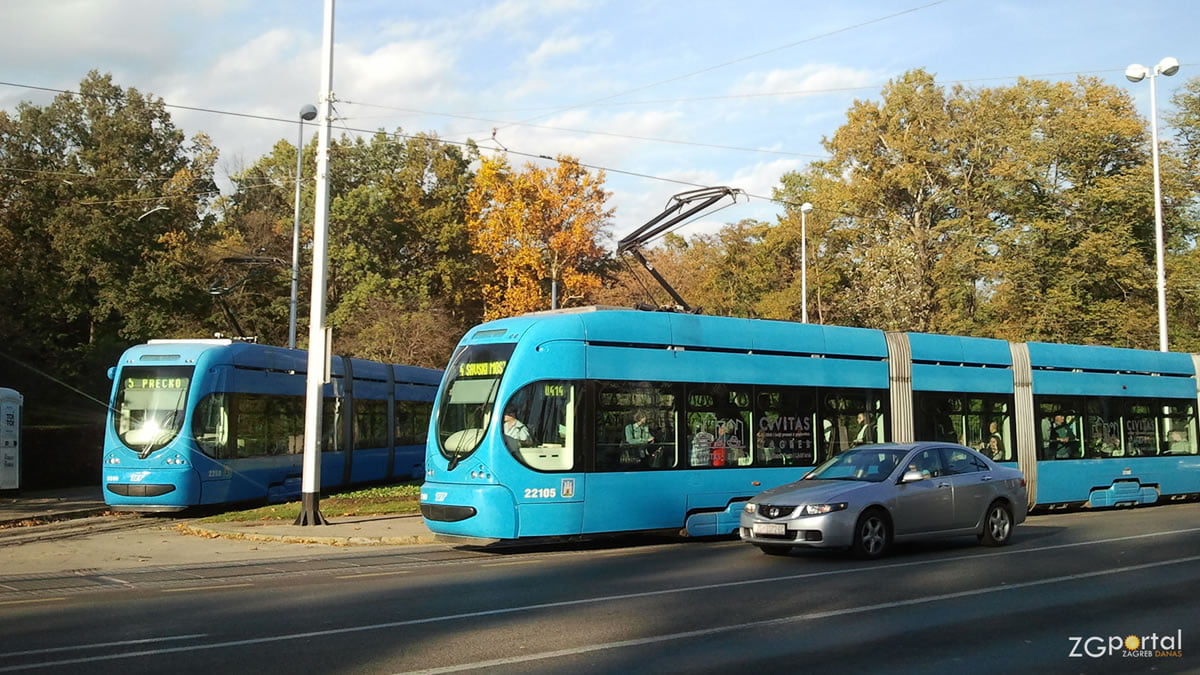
xmin=805 ymin=447 xmax=907 ymax=482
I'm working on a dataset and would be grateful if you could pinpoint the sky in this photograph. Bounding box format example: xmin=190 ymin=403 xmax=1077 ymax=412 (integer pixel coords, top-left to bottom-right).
xmin=2 ymin=0 xmax=1199 ymax=242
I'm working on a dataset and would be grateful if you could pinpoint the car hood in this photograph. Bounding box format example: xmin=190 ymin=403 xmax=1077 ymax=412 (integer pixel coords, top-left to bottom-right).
xmin=752 ymin=479 xmax=874 ymax=505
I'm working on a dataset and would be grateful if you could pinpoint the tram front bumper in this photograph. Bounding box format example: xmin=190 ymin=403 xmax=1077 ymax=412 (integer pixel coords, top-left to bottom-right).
xmin=103 ymin=467 xmax=200 ymax=511
xmin=420 ymin=482 xmax=518 ymax=539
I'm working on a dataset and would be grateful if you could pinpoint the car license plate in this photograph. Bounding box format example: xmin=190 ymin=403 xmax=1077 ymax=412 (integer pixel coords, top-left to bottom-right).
xmin=754 ymin=523 xmax=787 ymax=536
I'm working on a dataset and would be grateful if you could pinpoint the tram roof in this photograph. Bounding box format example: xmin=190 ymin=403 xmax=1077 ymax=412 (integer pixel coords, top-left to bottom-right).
xmin=483 ymin=307 xmax=888 ymax=360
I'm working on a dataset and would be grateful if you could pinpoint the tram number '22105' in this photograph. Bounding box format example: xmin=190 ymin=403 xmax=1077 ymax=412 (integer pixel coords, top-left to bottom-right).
xmin=524 ymin=487 xmax=558 ymax=499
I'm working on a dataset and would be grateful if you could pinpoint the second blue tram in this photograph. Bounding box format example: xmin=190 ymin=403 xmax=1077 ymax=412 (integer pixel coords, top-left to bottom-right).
xmin=420 ymin=307 xmax=1200 ymax=540
xmin=103 ymin=339 xmax=440 ymax=511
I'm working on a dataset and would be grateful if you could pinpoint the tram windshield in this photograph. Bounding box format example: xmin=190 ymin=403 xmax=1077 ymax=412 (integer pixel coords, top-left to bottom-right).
xmin=114 ymin=366 xmax=193 ymax=457
xmin=436 ymin=343 xmax=515 ymax=466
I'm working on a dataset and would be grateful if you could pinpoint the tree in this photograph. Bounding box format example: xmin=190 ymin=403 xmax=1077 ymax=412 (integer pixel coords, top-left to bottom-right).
xmin=982 ymin=77 xmax=1170 ymax=347
xmin=0 ymin=71 xmax=217 ymax=407
xmin=214 ymin=130 xmax=480 ymax=359
xmin=771 ymin=70 xmax=1188 ymax=348
xmin=467 ymin=155 xmax=613 ymax=320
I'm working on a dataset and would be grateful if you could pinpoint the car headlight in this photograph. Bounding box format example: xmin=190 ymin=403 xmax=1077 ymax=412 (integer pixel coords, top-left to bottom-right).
xmin=743 ymin=503 xmax=757 ymax=514
xmin=800 ymin=502 xmax=847 ymax=515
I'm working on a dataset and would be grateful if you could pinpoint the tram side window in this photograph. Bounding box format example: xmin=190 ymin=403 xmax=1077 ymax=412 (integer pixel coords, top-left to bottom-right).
xmin=1084 ymin=399 xmax=1124 ymax=457
xmin=354 ymin=399 xmax=388 ymax=450
xmin=822 ymin=391 xmax=884 ymax=458
xmin=233 ymin=394 xmax=270 ymax=457
xmin=275 ymin=395 xmax=304 ymax=455
xmin=322 ymin=397 xmax=343 ymax=453
xmin=502 ymin=381 xmax=575 ymax=472
xmin=916 ymin=394 xmax=964 ymax=444
xmin=916 ymin=394 xmax=1012 ymax=461
xmin=1037 ymin=399 xmax=1083 ymax=460
xmin=1124 ymin=402 xmax=1159 ymax=456
xmin=225 ymin=394 xmax=304 ymax=458
xmin=396 ymin=401 xmax=433 ymax=446
xmin=684 ymin=384 xmax=752 ymax=468
xmin=1161 ymin=402 xmax=1197 ymax=455
xmin=754 ymin=387 xmax=817 ymax=466
xmin=595 ymin=381 xmax=677 ymax=472
xmin=194 ymin=393 xmax=230 ymax=459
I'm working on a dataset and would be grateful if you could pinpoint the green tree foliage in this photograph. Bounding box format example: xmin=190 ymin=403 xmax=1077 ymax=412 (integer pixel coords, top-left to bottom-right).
xmin=214 ymin=130 xmax=480 ymax=368
xmin=766 ymin=69 xmax=1194 ymax=349
xmin=0 ymin=71 xmax=217 ymax=407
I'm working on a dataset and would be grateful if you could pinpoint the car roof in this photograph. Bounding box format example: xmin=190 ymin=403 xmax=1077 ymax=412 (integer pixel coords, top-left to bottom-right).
xmin=847 ymin=442 xmax=978 ymax=453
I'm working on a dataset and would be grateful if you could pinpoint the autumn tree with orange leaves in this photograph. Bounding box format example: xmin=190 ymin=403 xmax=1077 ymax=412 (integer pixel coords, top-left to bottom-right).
xmin=467 ymin=155 xmax=613 ymax=320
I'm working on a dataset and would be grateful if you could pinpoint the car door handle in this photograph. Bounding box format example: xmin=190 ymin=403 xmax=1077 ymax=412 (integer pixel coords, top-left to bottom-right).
xmin=937 ymin=482 xmax=951 ymax=488
xmin=980 ymin=476 xmax=992 ymax=481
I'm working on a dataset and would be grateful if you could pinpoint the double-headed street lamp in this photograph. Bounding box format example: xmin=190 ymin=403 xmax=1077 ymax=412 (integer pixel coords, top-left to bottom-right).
xmin=800 ymin=202 xmax=813 ymax=324
xmin=289 ymin=104 xmax=319 ymax=350
xmin=1125 ymin=57 xmax=1180 ymax=353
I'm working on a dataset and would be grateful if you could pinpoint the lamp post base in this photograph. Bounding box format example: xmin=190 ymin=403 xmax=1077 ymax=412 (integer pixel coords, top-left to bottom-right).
xmin=293 ymin=491 xmax=328 ymax=526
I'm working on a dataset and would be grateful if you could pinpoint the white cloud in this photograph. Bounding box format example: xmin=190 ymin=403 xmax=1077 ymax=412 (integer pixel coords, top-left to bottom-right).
xmin=730 ymin=64 xmax=881 ymax=100
xmin=526 ymin=34 xmax=591 ymax=66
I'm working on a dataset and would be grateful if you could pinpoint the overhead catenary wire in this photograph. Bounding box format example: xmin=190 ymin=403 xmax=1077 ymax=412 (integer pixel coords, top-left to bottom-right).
xmin=0 ymin=54 xmax=1178 ymax=229
xmin=487 ymin=0 xmax=954 ymax=135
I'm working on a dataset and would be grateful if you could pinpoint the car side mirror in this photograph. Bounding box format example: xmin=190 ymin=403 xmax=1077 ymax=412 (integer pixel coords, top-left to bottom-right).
xmin=901 ymin=469 xmax=927 ymax=483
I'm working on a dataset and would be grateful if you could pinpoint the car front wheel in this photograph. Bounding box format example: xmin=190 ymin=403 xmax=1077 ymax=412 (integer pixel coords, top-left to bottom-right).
xmin=978 ymin=501 xmax=1013 ymax=547
xmin=852 ymin=509 xmax=890 ymax=559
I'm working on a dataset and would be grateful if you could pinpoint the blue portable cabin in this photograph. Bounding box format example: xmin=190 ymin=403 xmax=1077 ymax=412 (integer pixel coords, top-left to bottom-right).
xmin=104 ymin=340 xmax=440 ymax=511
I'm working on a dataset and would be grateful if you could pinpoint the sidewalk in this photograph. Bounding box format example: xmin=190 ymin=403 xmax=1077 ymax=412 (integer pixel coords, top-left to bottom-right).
xmin=0 ymin=485 xmax=441 ymax=546
xmin=184 ymin=512 xmax=441 ymax=546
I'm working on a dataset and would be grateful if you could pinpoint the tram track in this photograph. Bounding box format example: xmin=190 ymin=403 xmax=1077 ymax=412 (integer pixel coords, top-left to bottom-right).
xmin=0 ymin=513 xmax=165 ymax=546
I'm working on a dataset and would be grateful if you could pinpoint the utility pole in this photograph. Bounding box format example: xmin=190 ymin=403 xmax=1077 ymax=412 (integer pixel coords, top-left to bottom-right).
xmin=296 ymin=0 xmax=336 ymax=526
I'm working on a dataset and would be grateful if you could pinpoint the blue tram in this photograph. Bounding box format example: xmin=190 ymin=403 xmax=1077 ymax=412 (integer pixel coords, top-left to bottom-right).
xmin=420 ymin=308 xmax=1200 ymax=540
xmin=103 ymin=339 xmax=440 ymax=511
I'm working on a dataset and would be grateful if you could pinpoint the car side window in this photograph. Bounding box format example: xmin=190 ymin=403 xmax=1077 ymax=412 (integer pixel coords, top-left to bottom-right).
xmin=940 ymin=447 xmax=985 ymax=475
xmin=909 ymin=449 xmax=944 ymax=478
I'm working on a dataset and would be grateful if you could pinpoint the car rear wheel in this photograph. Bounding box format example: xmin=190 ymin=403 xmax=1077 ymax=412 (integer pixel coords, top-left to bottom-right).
xmin=852 ymin=509 xmax=890 ymax=559
xmin=757 ymin=544 xmax=792 ymax=556
xmin=978 ymin=501 xmax=1013 ymax=547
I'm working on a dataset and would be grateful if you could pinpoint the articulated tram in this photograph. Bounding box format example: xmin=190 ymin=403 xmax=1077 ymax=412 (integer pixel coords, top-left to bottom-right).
xmin=420 ymin=307 xmax=1200 ymax=540
xmin=103 ymin=340 xmax=440 ymax=511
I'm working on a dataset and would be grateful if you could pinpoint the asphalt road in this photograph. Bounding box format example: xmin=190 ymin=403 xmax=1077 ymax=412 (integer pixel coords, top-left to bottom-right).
xmin=2 ymin=503 xmax=1199 ymax=674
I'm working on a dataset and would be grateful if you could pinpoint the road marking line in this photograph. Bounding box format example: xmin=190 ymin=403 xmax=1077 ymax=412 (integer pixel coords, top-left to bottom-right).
xmin=2 ymin=634 xmax=208 ymax=658
xmin=400 ymin=552 xmax=1200 ymax=674
xmin=0 ymin=597 xmax=64 ymax=607
xmin=4 ymin=526 xmax=1200 ymax=672
xmin=335 ymin=570 xmax=410 ymax=579
xmin=160 ymin=583 xmax=253 ymax=593
xmin=480 ymin=560 xmax=541 ymax=567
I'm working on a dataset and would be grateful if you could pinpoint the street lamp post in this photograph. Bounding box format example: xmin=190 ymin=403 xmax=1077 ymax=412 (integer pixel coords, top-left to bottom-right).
xmin=800 ymin=202 xmax=813 ymax=324
xmin=289 ymin=104 xmax=319 ymax=350
xmin=1126 ymin=56 xmax=1180 ymax=353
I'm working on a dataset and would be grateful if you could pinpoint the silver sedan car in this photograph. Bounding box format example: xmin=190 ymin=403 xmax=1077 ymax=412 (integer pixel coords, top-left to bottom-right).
xmin=740 ymin=442 xmax=1027 ymax=558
